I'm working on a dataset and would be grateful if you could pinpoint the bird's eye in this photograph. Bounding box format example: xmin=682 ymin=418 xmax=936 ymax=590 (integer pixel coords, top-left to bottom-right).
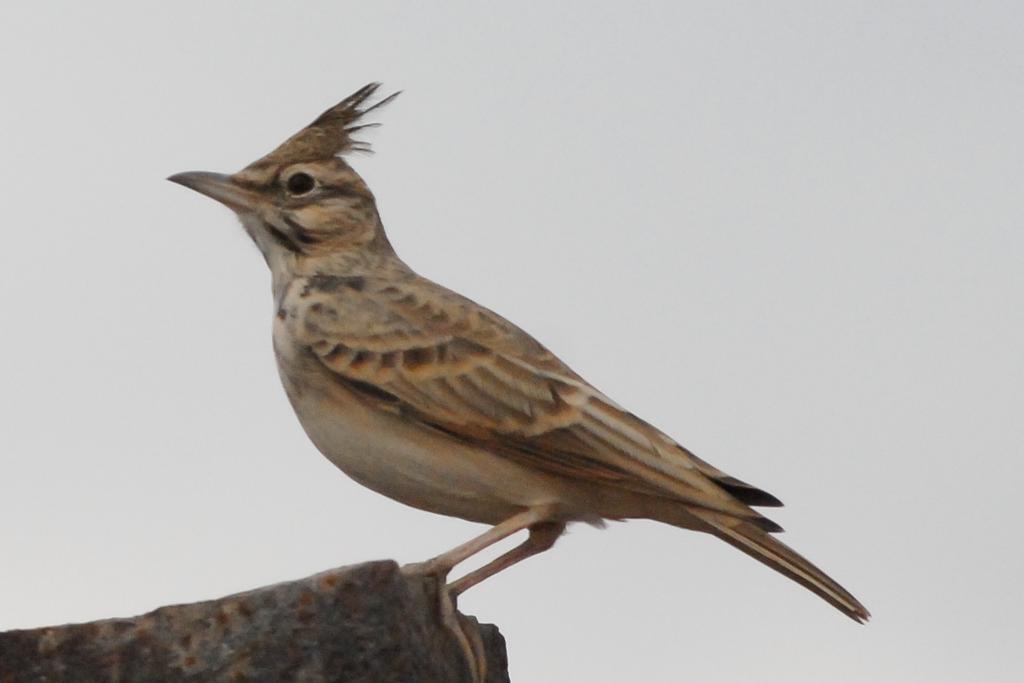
xmin=286 ymin=172 xmax=316 ymax=195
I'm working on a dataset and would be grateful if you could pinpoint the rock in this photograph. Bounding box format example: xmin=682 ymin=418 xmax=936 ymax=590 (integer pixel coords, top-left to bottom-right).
xmin=0 ymin=561 xmax=509 ymax=682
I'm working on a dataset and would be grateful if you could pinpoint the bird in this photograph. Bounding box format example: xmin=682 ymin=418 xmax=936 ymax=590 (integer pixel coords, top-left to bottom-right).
xmin=169 ymin=83 xmax=868 ymax=672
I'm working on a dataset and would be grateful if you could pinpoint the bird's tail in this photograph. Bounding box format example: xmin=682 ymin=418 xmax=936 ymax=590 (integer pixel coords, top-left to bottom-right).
xmin=689 ymin=508 xmax=870 ymax=623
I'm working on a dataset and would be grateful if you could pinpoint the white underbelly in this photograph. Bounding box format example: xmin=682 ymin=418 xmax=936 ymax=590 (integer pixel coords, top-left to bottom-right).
xmin=280 ymin=363 xmax=563 ymax=525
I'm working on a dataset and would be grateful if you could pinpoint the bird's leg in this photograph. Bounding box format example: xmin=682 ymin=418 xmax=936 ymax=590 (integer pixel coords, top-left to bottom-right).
xmin=449 ymin=521 xmax=565 ymax=597
xmin=442 ymin=519 xmax=564 ymax=681
xmin=402 ymin=506 xmax=558 ymax=683
xmin=404 ymin=506 xmax=556 ymax=581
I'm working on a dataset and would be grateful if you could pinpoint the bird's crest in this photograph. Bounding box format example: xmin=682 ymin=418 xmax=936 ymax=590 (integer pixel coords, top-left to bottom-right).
xmin=258 ymin=83 xmax=399 ymax=165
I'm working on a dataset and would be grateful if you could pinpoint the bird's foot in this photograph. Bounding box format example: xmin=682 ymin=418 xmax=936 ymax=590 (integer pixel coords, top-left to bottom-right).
xmin=401 ymin=562 xmax=488 ymax=682
xmin=440 ymin=584 xmax=488 ymax=683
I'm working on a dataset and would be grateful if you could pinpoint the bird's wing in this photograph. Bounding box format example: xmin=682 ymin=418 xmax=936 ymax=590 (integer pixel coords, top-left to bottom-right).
xmin=294 ymin=274 xmax=781 ymax=523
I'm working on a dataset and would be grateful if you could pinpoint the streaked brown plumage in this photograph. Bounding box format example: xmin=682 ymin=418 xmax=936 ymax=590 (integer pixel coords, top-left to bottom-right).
xmin=169 ymin=84 xmax=869 ymax=648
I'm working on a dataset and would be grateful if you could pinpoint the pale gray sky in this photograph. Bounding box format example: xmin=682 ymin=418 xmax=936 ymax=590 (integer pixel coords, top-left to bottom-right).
xmin=1 ymin=2 xmax=1022 ymax=681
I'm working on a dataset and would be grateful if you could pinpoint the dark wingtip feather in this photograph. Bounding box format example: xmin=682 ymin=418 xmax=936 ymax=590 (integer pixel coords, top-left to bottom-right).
xmin=717 ymin=476 xmax=785 ymax=508
xmin=751 ymin=516 xmax=785 ymax=534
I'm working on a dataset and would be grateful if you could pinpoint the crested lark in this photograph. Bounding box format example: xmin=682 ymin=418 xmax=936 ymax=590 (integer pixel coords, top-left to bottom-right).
xmin=170 ymin=85 xmax=869 ymax=638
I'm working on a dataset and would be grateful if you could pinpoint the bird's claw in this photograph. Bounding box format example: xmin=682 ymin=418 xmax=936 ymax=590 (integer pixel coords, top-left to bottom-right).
xmin=402 ymin=561 xmax=487 ymax=682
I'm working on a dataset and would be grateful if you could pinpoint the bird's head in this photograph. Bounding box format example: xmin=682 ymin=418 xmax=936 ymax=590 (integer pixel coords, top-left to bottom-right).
xmin=169 ymin=83 xmax=399 ymax=273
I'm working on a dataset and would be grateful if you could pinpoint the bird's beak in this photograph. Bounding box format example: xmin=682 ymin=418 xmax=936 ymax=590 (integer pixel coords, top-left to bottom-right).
xmin=167 ymin=171 xmax=260 ymax=212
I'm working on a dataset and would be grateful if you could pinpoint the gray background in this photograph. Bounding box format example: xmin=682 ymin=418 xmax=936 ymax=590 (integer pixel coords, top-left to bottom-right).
xmin=1 ymin=2 xmax=1021 ymax=681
